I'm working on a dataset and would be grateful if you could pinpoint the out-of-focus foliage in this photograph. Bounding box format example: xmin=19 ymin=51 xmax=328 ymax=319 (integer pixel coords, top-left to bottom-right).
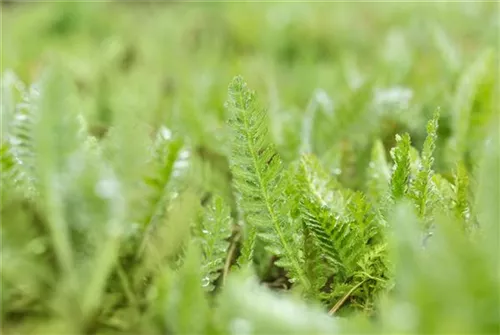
xmin=1 ymin=2 xmax=499 ymax=334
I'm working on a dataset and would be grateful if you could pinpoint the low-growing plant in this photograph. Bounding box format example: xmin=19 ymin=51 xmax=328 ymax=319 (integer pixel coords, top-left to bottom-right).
xmin=1 ymin=69 xmax=498 ymax=334
xmin=1 ymin=3 xmax=499 ymax=334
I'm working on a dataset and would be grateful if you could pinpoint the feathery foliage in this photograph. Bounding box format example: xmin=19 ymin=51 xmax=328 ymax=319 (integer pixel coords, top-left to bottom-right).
xmin=298 ymin=154 xmax=388 ymax=310
xmin=410 ymin=110 xmax=439 ymax=223
xmin=2 ymin=3 xmax=498 ymax=334
xmin=3 ymin=82 xmax=39 ymax=198
xmin=195 ymin=195 xmax=233 ymax=291
xmin=298 ymin=154 xmax=354 ymax=273
xmin=226 ymin=76 xmax=309 ymax=289
xmin=390 ymin=133 xmax=411 ymax=201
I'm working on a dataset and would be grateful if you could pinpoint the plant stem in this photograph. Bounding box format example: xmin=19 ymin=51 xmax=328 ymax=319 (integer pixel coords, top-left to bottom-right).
xmin=328 ymin=279 xmax=367 ymax=315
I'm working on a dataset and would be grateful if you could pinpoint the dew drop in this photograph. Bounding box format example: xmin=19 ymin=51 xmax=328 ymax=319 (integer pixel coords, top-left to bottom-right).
xmin=201 ymin=276 xmax=210 ymax=287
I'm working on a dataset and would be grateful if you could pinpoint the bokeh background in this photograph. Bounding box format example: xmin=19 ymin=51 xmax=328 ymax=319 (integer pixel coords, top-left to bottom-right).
xmin=3 ymin=2 xmax=498 ymax=186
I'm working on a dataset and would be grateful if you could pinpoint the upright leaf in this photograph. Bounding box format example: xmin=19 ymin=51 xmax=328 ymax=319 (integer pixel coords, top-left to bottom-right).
xmin=196 ymin=195 xmax=232 ymax=291
xmin=390 ymin=133 xmax=411 ymax=201
xmin=7 ymin=83 xmax=40 ymax=198
xmin=226 ymin=76 xmax=309 ymax=289
xmin=411 ymin=110 xmax=439 ymax=222
xmin=367 ymin=139 xmax=391 ymax=207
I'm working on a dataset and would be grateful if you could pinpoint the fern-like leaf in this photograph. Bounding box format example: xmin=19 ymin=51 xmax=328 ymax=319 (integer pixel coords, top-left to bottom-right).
xmin=237 ymin=224 xmax=257 ymax=267
xmin=411 ymin=110 xmax=439 ymax=222
xmin=298 ymin=154 xmax=364 ymax=277
xmin=6 ymin=84 xmax=40 ymax=198
xmin=302 ymin=222 xmax=329 ymax=298
xmin=347 ymin=191 xmax=382 ymax=244
xmin=196 ymin=195 xmax=232 ymax=291
xmin=226 ymin=76 xmax=309 ymax=289
xmin=390 ymin=133 xmax=411 ymax=201
xmin=299 ymin=154 xmax=388 ymax=311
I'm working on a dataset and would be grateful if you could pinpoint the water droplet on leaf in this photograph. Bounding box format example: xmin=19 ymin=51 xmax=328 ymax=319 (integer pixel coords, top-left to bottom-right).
xmin=201 ymin=276 xmax=210 ymax=287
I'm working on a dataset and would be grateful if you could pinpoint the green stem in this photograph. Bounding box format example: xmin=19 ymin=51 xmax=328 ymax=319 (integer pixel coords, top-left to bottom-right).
xmin=328 ymin=279 xmax=367 ymax=315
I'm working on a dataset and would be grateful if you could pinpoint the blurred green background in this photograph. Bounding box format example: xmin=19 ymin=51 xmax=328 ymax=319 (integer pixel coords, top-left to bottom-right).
xmin=3 ymin=2 xmax=498 ymax=180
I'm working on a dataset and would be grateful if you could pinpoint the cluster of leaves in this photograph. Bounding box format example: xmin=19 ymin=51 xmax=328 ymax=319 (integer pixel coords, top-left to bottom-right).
xmin=1 ymin=68 xmax=498 ymax=334
xmin=1 ymin=2 xmax=499 ymax=335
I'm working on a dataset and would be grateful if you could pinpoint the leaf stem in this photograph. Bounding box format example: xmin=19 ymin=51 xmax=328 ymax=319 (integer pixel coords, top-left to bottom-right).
xmin=328 ymin=279 xmax=367 ymax=315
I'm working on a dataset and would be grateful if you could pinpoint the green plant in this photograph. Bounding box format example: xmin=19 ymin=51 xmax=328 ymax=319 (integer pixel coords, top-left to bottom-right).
xmin=1 ymin=3 xmax=499 ymax=334
xmin=226 ymin=76 xmax=309 ymax=290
